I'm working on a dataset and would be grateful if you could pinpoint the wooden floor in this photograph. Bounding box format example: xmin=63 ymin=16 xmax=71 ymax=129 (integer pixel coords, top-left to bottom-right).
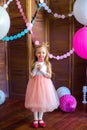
xmin=0 ymin=98 xmax=87 ymax=130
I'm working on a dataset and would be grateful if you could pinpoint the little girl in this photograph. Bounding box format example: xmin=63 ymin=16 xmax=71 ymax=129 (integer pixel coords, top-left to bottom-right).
xmin=25 ymin=43 xmax=59 ymax=128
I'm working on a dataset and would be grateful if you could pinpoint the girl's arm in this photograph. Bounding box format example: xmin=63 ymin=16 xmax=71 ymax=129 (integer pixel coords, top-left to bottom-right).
xmin=32 ymin=68 xmax=37 ymax=77
xmin=29 ymin=72 xmax=34 ymax=78
xmin=46 ymin=63 xmax=52 ymax=78
xmin=30 ymin=63 xmax=38 ymax=77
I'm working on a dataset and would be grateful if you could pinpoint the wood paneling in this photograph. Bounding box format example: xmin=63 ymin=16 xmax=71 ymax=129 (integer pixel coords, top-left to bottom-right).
xmin=0 ymin=0 xmax=8 ymax=96
xmin=72 ymin=21 xmax=86 ymax=97
xmin=7 ymin=0 xmax=28 ymax=97
xmin=49 ymin=18 xmax=72 ymax=87
xmin=48 ymin=0 xmax=86 ymax=98
xmin=32 ymin=0 xmax=46 ymax=43
xmin=8 ymin=0 xmax=46 ymax=97
xmin=7 ymin=0 xmax=87 ymax=99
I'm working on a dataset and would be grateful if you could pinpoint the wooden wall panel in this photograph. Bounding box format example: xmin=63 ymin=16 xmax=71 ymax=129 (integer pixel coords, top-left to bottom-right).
xmin=7 ymin=0 xmax=46 ymax=97
xmin=48 ymin=0 xmax=86 ymax=98
xmin=0 ymin=0 xmax=8 ymax=96
xmin=49 ymin=0 xmax=73 ymax=89
xmin=6 ymin=0 xmax=87 ymax=99
xmin=7 ymin=0 xmax=28 ymax=97
xmin=0 ymin=42 xmax=8 ymax=96
xmin=72 ymin=21 xmax=86 ymax=97
xmin=50 ymin=19 xmax=71 ymax=87
xmin=32 ymin=0 xmax=46 ymax=43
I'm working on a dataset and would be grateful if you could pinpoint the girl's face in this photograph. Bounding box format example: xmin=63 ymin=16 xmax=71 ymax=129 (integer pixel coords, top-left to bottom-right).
xmin=35 ymin=47 xmax=47 ymax=61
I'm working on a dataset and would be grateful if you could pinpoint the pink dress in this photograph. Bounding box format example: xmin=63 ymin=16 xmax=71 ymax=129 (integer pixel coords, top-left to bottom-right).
xmin=25 ymin=62 xmax=59 ymax=112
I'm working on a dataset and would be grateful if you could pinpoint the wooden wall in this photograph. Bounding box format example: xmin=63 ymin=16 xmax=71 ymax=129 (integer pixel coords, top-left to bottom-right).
xmin=0 ymin=0 xmax=9 ymax=96
xmin=49 ymin=0 xmax=86 ymax=98
xmin=0 ymin=0 xmax=86 ymax=98
xmin=7 ymin=0 xmax=46 ymax=97
xmin=7 ymin=0 xmax=28 ymax=97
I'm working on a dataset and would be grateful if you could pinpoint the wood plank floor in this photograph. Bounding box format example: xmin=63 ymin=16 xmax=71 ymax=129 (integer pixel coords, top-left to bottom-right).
xmin=0 ymin=98 xmax=87 ymax=130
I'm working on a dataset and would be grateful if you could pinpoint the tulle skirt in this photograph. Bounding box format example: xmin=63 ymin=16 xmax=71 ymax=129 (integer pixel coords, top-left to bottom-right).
xmin=25 ymin=75 xmax=59 ymax=112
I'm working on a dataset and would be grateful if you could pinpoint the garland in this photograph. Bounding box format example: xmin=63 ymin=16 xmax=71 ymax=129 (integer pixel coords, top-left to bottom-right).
xmin=2 ymin=0 xmax=74 ymax=60
xmin=39 ymin=1 xmax=74 ymax=59
xmin=40 ymin=1 xmax=73 ymax=19
xmin=49 ymin=48 xmax=74 ymax=60
xmin=16 ymin=0 xmax=41 ymax=45
xmin=2 ymin=2 xmax=42 ymax=41
xmin=2 ymin=29 xmax=29 ymax=41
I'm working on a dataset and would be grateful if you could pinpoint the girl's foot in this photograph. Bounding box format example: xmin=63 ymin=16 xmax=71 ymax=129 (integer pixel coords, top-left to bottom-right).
xmin=32 ymin=120 xmax=38 ymax=128
xmin=38 ymin=120 xmax=46 ymax=127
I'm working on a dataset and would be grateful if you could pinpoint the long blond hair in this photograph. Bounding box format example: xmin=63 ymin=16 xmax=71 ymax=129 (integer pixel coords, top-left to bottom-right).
xmin=31 ymin=43 xmax=52 ymax=74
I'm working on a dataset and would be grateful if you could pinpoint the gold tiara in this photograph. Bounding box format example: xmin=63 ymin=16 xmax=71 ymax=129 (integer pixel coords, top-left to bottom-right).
xmin=42 ymin=42 xmax=49 ymax=48
xmin=34 ymin=41 xmax=49 ymax=49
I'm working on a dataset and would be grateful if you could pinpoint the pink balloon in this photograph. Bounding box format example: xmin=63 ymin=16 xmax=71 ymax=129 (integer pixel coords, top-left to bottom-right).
xmin=73 ymin=27 xmax=87 ymax=59
xmin=59 ymin=95 xmax=77 ymax=112
xmin=35 ymin=40 xmax=40 ymax=45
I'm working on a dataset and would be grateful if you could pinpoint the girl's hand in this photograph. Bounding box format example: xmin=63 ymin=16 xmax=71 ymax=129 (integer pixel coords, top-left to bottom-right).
xmin=46 ymin=73 xmax=52 ymax=78
xmin=30 ymin=72 xmax=35 ymax=78
xmin=37 ymin=64 xmax=42 ymax=70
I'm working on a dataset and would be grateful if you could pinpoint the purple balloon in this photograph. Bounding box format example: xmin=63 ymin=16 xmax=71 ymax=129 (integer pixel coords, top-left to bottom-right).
xmin=73 ymin=27 xmax=87 ymax=59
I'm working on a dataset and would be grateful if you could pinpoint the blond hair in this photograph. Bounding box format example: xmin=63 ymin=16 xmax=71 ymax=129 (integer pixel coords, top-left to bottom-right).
xmin=31 ymin=43 xmax=52 ymax=75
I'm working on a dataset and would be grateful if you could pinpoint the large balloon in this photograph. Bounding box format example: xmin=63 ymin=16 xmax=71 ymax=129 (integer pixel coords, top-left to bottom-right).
xmin=57 ymin=86 xmax=71 ymax=98
xmin=0 ymin=6 xmax=10 ymax=40
xmin=59 ymin=95 xmax=77 ymax=112
xmin=73 ymin=0 xmax=87 ymax=25
xmin=73 ymin=27 xmax=87 ymax=59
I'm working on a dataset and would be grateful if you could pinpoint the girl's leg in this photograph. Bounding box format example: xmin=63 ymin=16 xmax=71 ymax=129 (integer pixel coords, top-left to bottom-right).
xmin=38 ymin=112 xmax=46 ymax=127
xmin=38 ymin=112 xmax=43 ymax=120
xmin=32 ymin=112 xmax=38 ymax=128
xmin=34 ymin=111 xmax=38 ymax=120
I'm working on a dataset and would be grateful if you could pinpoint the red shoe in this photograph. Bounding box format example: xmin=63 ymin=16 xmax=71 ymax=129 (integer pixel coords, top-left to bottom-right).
xmin=32 ymin=120 xmax=38 ymax=128
xmin=38 ymin=120 xmax=46 ymax=127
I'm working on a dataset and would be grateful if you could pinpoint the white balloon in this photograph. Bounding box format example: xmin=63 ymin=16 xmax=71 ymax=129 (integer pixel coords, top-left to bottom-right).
xmin=0 ymin=6 xmax=10 ymax=40
xmin=57 ymin=86 xmax=71 ymax=98
xmin=40 ymin=0 xmax=44 ymax=3
xmin=73 ymin=0 xmax=87 ymax=25
xmin=0 ymin=90 xmax=6 ymax=105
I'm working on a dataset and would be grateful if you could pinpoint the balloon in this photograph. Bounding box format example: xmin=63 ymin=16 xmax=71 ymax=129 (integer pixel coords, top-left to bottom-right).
xmin=73 ymin=27 xmax=87 ymax=59
xmin=0 ymin=6 xmax=10 ymax=40
xmin=59 ymin=95 xmax=77 ymax=112
xmin=35 ymin=40 xmax=40 ymax=45
xmin=0 ymin=90 xmax=6 ymax=105
xmin=40 ymin=0 xmax=44 ymax=3
xmin=57 ymin=86 xmax=71 ymax=98
xmin=73 ymin=0 xmax=87 ymax=25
